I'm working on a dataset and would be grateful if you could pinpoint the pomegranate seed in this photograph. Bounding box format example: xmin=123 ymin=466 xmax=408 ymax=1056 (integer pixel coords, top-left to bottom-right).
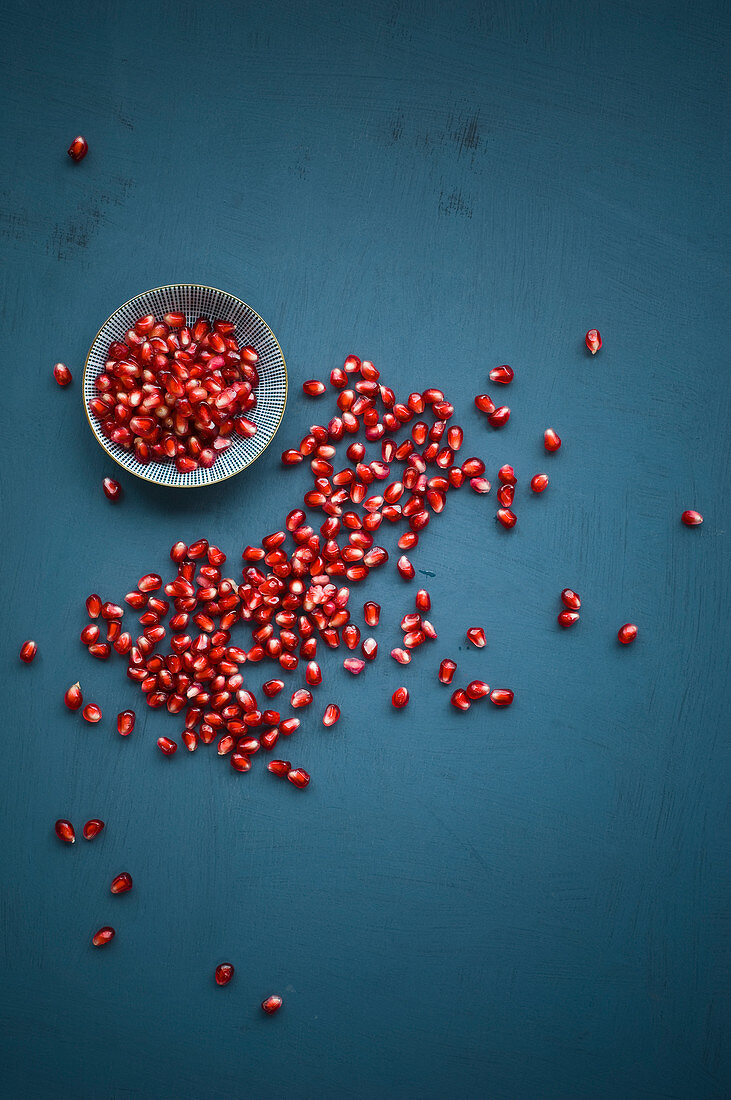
xmin=451 ymin=689 xmax=471 ymax=711
xmin=561 ymin=589 xmax=581 ymax=610
xmin=53 ymin=362 xmax=72 ymax=386
xmin=110 ymin=872 xmax=133 ymax=894
xmin=681 ymin=510 xmax=703 ymax=526
xmin=364 ymin=601 xmax=380 ymax=626
xmin=617 ymin=623 xmax=637 ymax=645
xmin=67 ymin=135 xmax=88 ymax=161
xmin=82 ymin=819 xmax=104 ymax=840
xmin=343 ymin=657 xmax=365 ymax=674
xmin=558 ymin=610 xmax=580 ymax=628
xmin=182 ymin=731 xmax=198 ymax=752
xmin=415 ymin=589 xmax=431 ymax=611
xmin=157 ymin=736 xmax=177 ymax=754
xmin=585 ymin=329 xmax=602 ymax=355
xmin=267 ymin=759 xmax=291 ymax=776
xmin=489 ymin=365 xmax=513 ymax=384
xmin=323 ymin=703 xmax=340 ymax=726
xmin=291 ymin=688 xmax=313 ymax=708
xmin=496 ymin=508 xmax=517 ymax=529
xmin=263 ymin=679 xmax=284 ymax=697
xmin=218 ymin=734 xmax=235 ymax=755
xmin=103 ymin=477 xmax=122 ymax=502
xmin=64 ymin=681 xmax=83 ymax=709
xmin=544 ymin=429 xmax=561 ymax=452
xmin=19 ymin=640 xmax=37 ymax=663
xmin=361 ymin=637 xmax=378 ymax=660
xmin=470 ymin=477 xmax=491 ymax=494
xmin=138 ymin=573 xmax=162 ymax=592
xmin=231 ymin=752 xmax=252 ymax=772
xmin=287 ymin=768 xmax=310 ymax=789
xmin=85 ymin=593 xmax=102 ymax=618
xmin=438 ymin=658 xmax=456 ymax=684
xmin=261 ymin=994 xmax=283 ymax=1014
xmin=498 ymin=465 xmax=516 ymax=484
xmin=117 ymin=709 xmax=135 ymax=736
xmin=303 ymin=380 xmax=326 ymax=397
xmin=466 ymin=627 xmax=486 ymax=648
xmin=397 ymin=555 xmax=415 ymax=580
xmin=530 ymin=474 xmax=549 ymax=493
xmin=279 ymin=717 xmax=300 ymax=736
xmin=466 ymin=679 xmax=490 ymax=700
xmin=82 ymin=703 xmax=101 ymax=723
xmin=461 ymin=458 xmax=484 ymax=476
xmin=92 ymin=927 xmax=115 ymax=948
xmin=391 ymin=648 xmax=411 ymax=664
xmin=474 ymin=394 xmax=496 ymax=415
xmin=305 ymin=661 xmax=322 ymax=686
xmin=487 ymin=406 xmax=509 ymax=428
xmin=497 ymin=483 xmax=514 ymax=507
xmin=55 ymin=819 xmax=75 ymax=843
xmin=213 ymin=964 xmax=235 ymax=986
xmin=392 ymin=686 xmax=409 ymax=708
xmin=490 ymin=689 xmax=514 ymax=706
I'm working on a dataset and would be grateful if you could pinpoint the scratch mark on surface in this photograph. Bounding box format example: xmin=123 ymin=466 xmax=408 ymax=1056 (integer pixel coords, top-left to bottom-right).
xmin=438 ymin=189 xmax=473 ymax=219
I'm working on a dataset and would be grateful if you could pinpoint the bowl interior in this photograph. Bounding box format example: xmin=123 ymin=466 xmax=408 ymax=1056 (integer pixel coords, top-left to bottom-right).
xmin=84 ymin=285 xmax=287 ymax=487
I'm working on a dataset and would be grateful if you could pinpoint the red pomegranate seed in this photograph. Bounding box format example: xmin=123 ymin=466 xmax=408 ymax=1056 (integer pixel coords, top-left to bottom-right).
xmin=287 ymin=768 xmax=310 ymax=789
xmin=561 ymin=589 xmax=581 ymax=610
xmin=103 ymin=477 xmax=122 ymax=502
xmin=263 ymin=679 xmax=284 ymax=697
xmin=438 ymin=658 xmax=456 ymax=684
xmin=497 ymin=483 xmax=514 ymax=507
xmin=323 ymin=703 xmax=340 ymax=726
xmin=530 ymin=474 xmax=549 ymax=493
xmin=117 ymin=709 xmax=135 ymax=736
xmin=681 ymin=510 xmax=703 ymax=526
xmin=496 ymin=508 xmax=517 ymax=529
xmin=461 ymin=457 xmax=485 ymax=476
xmin=82 ymin=703 xmax=101 ymax=723
xmin=558 ymin=610 xmax=580 ymax=627
xmin=64 ymin=681 xmax=83 ymax=709
xmin=617 ymin=623 xmax=637 ymax=645
xmin=498 ymin=465 xmax=516 ymax=484
xmin=55 ymin=819 xmax=75 ymax=843
xmin=585 ymin=329 xmax=602 ymax=355
xmin=261 ymin=994 xmax=283 ymax=1014
xmin=489 ymin=365 xmax=513 ymax=384
xmin=215 ymin=964 xmax=234 ymax=985
xmin=267 ymin=759 xmax=291 ymax=776
xmin=451 ymin=689 xmax=471 ymax=711
xmin=182 ymin=731 xmax=198 ymax=752
xmin=157 ymin=736 xmax=177 ymax=754
xmin=397 ymin=555 xmax=415 ymax=580
xmin=110 ymin=872 xmax=133 ymax=894
xmin=544 ymin=429 xmax=561 ymax=452
xmin=92 ymin=927 xmax=115 ymax=948
xmin=474 ymin=394 xmax=496 ymax=415
xmin=231 ymin=752 xmax=252 ymax=772
xmin=364 ymin=601 xmax=380 ymax=626
xmin=392 ymin=686 xmax=409 ymax=708
xmin=218 ymin=734 xmax=235 ymax=755
xmin=53 ymin=362 xmax=72 ymax=386
xmin=19 ymin=640 xmax=37 ymax=663
xmin=279 ymin=718 xmax=300 ymax=736
xmin=415 ymin=589 xmax=431 ymax=611
xmin=466 ymin=627 xmax=486 ymax=648
xmin=343 ymin=657 xmax=365 ymax=674
xmin=85 ymin=593 xmax=102 ymax=618
xmin=391 ymin=647 xmax=411 ymax=664
xmin=305 ymin=661 xmax=322 ymax=686
xmin=490 ymin=688 xmax=514 ymax=706
xmin=82 ymin=819 xmax=104 ymax=840
xmin=361 ymin=637 xmax=378 ymax=660
xmin=470 ymin=477 xmax=491 ymax=494
xmin=67 ymin=135 xmax=88 ymax=161
xmin=291 ymin=688 xmax=313 ymax=708
xmin=466 ymin=679 xmax=490 ymax=700
xmin=303 ymin=380 xmax=326 ymax=397
xmin=138 ymin=573 xmax=162 ymax=592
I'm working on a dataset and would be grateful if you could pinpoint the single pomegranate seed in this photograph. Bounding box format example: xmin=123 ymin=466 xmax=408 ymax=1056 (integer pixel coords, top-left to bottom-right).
xmin=415 ymin=589 xmax=431 ymax=611
xmin=561 ymin=589 xmax=581 ymax=610
xmin=343 ymin=657 xmax=365 ymax=674
xmin=85 ymin=593 xmax=102 ymax=618
xmin=470 ymin=477 xmax=491 ymax=494
xmin=438 ymin=658 xmax=456 ymax=684
xmin=489 ymin=364 xmax=513 ymax=384
xmin=361 ymin=637 xmax=378 ymax=660
xmin=397 ymin=555 xmax=415 ymax=580
xmin=490 ymin=689 xmax=514 ymax=706
xmin=497 ymin=483 xmax=514 ymax=507
xmin=466 ymin=679 xmax=490 ymax=700
xmin=231 ymin=752 xmax=252 ymax=772
xmin=67 ymin=135 xmax=88 ymax=161
xmin=103 ymin=477 xmax=122 ymax=502
xmin=82 ymin=703 xmax=101 ymax=723
xmin=323 ymin=703 xmax=341 ymax=727
xmin=305 ymin=660 xmax=322 ymax=686
xmin=303 ymin=380 xmax=326 ymax=397
xmin=558 ymin=610 xmax=580 ymax=628
xmin=157 ymin=736 xmax=177 ymax=754
xmin=138 ymin=572 xmax=162 ymax=592
xmin=544 ymin=429 xmax=561 ymax=452
xmin=343 ymin=624 xmax=361 ymax=649
xmin=681 ymin=510 xmax=703 ymax=526
xmin=215 ymin=964 xmax=234 ymax=985
xmin=451 ymin=689 xmax=471 ymax=711
xmin=117 ymin=709 xmax=135 ymax=736
xmin=461 ymin=457 xmax=485 ymax=476
xmin=164 ymin=312 xmax=186 ymax=327
xmin=182 ymin=731 xmax=198 ymax=752
xmin=261 ymin=994 xmax=283 ymax=1014
xmin=487 ymin=406 xmax=510 ymax=428
xmin=392 ymin=686 xmax=409 ymax=708
xmin=496 ymin=508 xmax=517 ymax=529
xmin=19 ymin=640 xmax=37 ymax=663
xmin=585 ymin=329 xmax=602 ymax=355
xmin=364 ymin=601 xmax=380 ymax=626
xmin=474 ymin=394 xmax=496 ymax=415
xmin=291 ymin=688 xmax=313 ymax=708
xmin=279 ymin=717 xmax=300 ymax=736
xmin=466 ymin=627 xmax=486 ymax=648
xmin=55 ymin=819 xmax=75 ymax=843
xmin=530 ymin=473 xmax=549 ymax=493
xmin=110 ymin=872 xmax=133 ymax=894
xmin=287 ymin=768 xmax=310 ymax=789
xmin=64 ymin=681 xmax=83 ymax=709
xmin=498 ymin=465 xmax=516 ymax=484
xmin=391 ymin=647 xmax=411 ymax=664
xmin=617 ymin=623 xmax=637 ymax=645
xmin=92 ymin=926 xmax=115 ymax=948
xmin=267 ymin=759 xmax=291 ymax=776
xmin=53 ymin=362 xmax=72 ymax=386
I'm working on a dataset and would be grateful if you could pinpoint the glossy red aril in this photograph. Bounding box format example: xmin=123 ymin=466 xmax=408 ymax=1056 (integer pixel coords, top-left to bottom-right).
xmin=157 ymin=736 xmax=177 ymax=754
xmin=490 ymin=688 xmax=514 ymax=706
xmin=415 ymin=589 xmax=430 ymax=611
xmin=361 ymin=637 xmax=378 ymax=660
xmin=117 ymin=709 xmax=135 ymax=736
xmin=681 ymin=510 xmax=703 ymax=526
xmin=53 ymin=362 xmax=72 ymax=386
xmin=558 ymin=610 xmax=580 ymax=628
xmin=305 ymin=661 xmax=322 ymax=686
xmin=323 ymin=703 xmax=341 ymax=727
xmin=261 ymin=994 xmax=283 ymax=1014
xmin=470 ymin=477 xmax=491 ymax=494
xmin=103 ymin=477 xmax=122 ymax=502
xmin=83 ymin=818 xmax=105 ymax=840
xmin=561 ymin=589 xmax=581 ymax=610
xmin=439 ymin=658 xmax=456 ymax=684
xmin=86 ymin=593 xmax=102 ymax=618
xmin=391 ymin=647 xmax=411 ymax=665
xmin=585 ymin=329 xmax=602 ymax=355
xmin=64 ymin=682 xmax=83 ymax=709
xmin=55 ymin=819 xmax=75 ymax=843
xmin=451 ymin=689 xmax=471 ymax=711
xmin=19 ymin=640 xmax=37 ymax=663
xmin=497 ymin=483 xmax=514 ymax=507
xmin=231 ymin=752 xmax=252 ymax=772
xmin=267 ymin=759 xmax=291 ymax=777
xmin=287 ymin=768 xmax=310 ymax=789
xmin=215 ymin=964 xmax=234 ymax=985
xmin=82 ymin=703 xmax=101 ymax=723
xmin=474 ymin=394 xmax=496 ymax=414
xmin=496 ymin=508 xmax=516 ymax=529
xmin=291 ymin=688 xmax=313 ymax=708
xmin=466 ymin=679 xmax=490 ymax=700
xmin=487 ymin=406 xmax=510 ymax=428
xmin=466 ymin=627 xmax=486 ymax=648
xmin=110 ymin=872 xmax=133 ymax=894
xmin=544 ymin=428 xmax=561 ymax=452
xmin=343 ymin=657 xmax=365 ymax=674
xmin=392 ymin=686 xmax=409 ymax=708
xmin=364 ymin=601 xmax=380 ymax=626
xmin=67 ymin=135 xmax=88 ymax=161
xmin=489 ymin=365 xmax=513 ymax=384
xmin=498 ymin=465 xmax=516 ymax=484
xmin=531 ymin=474 xmax=549 ymax=493
xmin=92 ymin=927 xmax=115 ymax=947
xmin=617 ymin=623 xmax=637 ymax=645
xmin=397 ymin=555 xmax=415 ymax=580
xmin=303 ymin=380 xmax=326 ymax=397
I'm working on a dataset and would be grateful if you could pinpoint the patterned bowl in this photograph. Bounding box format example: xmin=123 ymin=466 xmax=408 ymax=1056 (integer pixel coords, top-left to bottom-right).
xmin=83 ymin=284 xmax=287 ymax=487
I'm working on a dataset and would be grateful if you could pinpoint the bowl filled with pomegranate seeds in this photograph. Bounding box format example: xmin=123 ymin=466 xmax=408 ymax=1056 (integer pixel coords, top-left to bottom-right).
xmin=84 ymin=284 xmax=287 ymax=487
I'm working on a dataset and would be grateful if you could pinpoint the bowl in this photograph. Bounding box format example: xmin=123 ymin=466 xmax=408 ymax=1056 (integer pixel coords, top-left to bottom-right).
xmin=83 ymin=284 xmax=287 ymax=487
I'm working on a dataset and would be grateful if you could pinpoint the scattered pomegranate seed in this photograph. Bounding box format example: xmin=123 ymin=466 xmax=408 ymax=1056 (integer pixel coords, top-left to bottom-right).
xmin=231 ymin=752 xmax=252 ymax=772
xmin=92 ymin=926 xmax=115 ymax=947
xmin=157 ymin=736 xmax=177 ymax=754
xmin=67 ymin=136 xmax=88 ymax=161
xmin=415 ymin=589 xmax=430 ymax=611
xmin=64 ymin=682 xmax=83 ymax=709
xmin=544 ymin=429 xmax=561 ymax=452
xmin=585 ymin=329 xmax=602 ymax=355
xmin=287 ymin=768 xmax=310 ymax=789
xmin=323 ymin=703 xmax=340 ymax=726
xmin=215 ymin=964 xmax=234 ymax=985
xmin=451 ymin=689 xmax=471 ymax=711
xmin=489 ymin=365 xmax=513 ymax=384
xmin=392 ymin=686 xmax=409 ymax=708
xmin=361 ymin=637 xmax=378 ymax=660
xmin=305 ymin=660 xmax=322 ymax=686
xmin=267 ymin=759 xmax=291 ymax=776
xmin=681 ymin=510 xmax=703 ymax=526
xmin=558 ymin=610 xmax=580 ymax=628
xmin=55 ymin=819 xmax=75 ymax=843
xmin=303 ymin=380 xmax=326 ymax=397
xmin=466 ymin=679 xmax=490 ymax=700
xmin=19 ymin=640 xmax=37 ymax=663
xmin=103 ymin=477 xmax=122 ymax=502
xmin=497 ymin=483 xmax=514 ymax=507
xmin=110 ymin=872 xmax=133 ymax=894
xmin=261 ymin=994 xmax=283 ymax=1014
xmin=397 ymin=555 xmax=415 ymax=580
xmin=617 ymin=623 xmax=637 ymax=645
xmin=364 ymin=601 xmax=380 ymax=626
xmin=391 ymin=647 xmax=411 ymax=664
xmin=438 ymin=658 xmax=456 ymax=684
xmin=561 ymin=589 xmax=581 ymax=610
xmin=86 ymin=593 xmax=102 ymax=618
xmin=474 ymin=394 xmax=496 ymax=415
xmin=291 ymin=688 xmax=313 ymax=708
xmin=498 ymin=465 xmax=516 ymax=484
xmin=490 ymin=688 xmax=514 ymax=706
xmin=343 ymin=657 xmax=365 ymax=674
xmin=530 ymin=474 xmax=549 ymax=493
xmin=487 ymin=406 xmax=510 ymax=428
xmin=53 ymin=362 xmax=72 ymax=386
xmin=466 ymin=627 xmax=486 ymax=648
xmin=117 ymin=709 xmax=135 ymax=736
xmin=470 ymin=477 xmax=491 ymax=494
xmin=83 ymin=819 xmax=105 ymax=840
xmin=82 ymin=703 xmax=101 ymax=723
xmin=496 ymin=508 xmax=517 ymax=529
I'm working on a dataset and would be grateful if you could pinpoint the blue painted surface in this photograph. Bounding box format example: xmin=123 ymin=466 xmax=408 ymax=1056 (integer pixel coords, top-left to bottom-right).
xmin=1 ymin=0 xmax=729 ymax=1097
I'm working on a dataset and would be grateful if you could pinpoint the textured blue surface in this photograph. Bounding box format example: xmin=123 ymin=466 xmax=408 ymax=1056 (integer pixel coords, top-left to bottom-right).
xmin=1 ymin=1 xmax=729 ymax=1097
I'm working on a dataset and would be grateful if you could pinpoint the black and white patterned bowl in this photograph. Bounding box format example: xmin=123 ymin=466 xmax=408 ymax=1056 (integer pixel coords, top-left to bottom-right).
xmin=83 ymin=284 xmax=287 ymax=487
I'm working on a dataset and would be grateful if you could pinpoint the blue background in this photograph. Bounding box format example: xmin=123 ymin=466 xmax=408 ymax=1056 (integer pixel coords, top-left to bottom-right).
xmin=1 ymin=0 xmax=729 ymax=1097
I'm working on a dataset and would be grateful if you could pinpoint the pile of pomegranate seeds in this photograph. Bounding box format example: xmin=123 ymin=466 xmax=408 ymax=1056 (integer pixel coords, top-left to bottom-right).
xmin=89 ymin=314 xmax=260 ymax=475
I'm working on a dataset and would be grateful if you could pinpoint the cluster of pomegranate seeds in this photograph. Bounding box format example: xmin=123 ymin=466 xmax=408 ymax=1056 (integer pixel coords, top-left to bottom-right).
xmin=53 ymin=362 xmax=72 ymax=386
xmin=67 ymin=136 xmax=88 ymax=162
xmin=558 ymin=588 xmax=581 ymax=628
xmin=88 ymin=314 xmax=260 ymax=475
xmin=19 ymin=640 xmax=37 ymax=663
xmin=585 ymin=329 xmax=602 ymax=355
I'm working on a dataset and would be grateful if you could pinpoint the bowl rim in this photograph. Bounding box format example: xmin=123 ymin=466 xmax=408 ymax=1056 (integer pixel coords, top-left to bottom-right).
xmin=83 ymin=283 xmax=288 ymax=488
